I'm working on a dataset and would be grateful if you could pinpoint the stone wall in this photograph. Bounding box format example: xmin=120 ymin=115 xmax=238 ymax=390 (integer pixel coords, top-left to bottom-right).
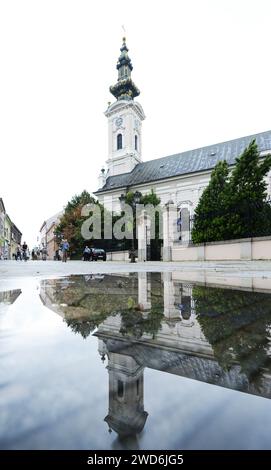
xmin=172 ymin=236 xmax=271 ymax=261
xmin=106 ymin=250 xmax=130 ymax=261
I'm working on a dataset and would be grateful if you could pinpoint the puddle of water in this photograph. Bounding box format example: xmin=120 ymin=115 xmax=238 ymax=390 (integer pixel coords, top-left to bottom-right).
xmin=1 ymin=272 xmax=271 ymax=450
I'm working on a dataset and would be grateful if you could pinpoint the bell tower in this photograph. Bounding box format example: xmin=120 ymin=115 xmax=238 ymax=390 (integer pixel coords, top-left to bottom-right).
xmin=104 ymin=348 xmax=148 ymax=438
xmin=104 ymin=38 xmax=145 ymax=177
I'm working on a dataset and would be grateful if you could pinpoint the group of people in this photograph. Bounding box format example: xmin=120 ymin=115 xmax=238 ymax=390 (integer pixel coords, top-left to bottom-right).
xmin=38 ymin=239 xmax=70 ymax=262
xmin=31 ymin=246 xmax=47 ymax=261
xmin=15 ymin=242 xmax=29 ymax=261
xmin=13 ymin=240 xmax=70 ymax=262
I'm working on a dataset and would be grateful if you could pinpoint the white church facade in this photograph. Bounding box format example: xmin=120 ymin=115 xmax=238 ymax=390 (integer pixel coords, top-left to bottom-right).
xmin=94 ymin=38 xmax=271 ymax=260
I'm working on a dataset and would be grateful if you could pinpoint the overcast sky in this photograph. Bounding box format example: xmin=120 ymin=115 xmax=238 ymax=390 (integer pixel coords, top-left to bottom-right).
xmin=0 ymin=0 xmax=270 ymax=246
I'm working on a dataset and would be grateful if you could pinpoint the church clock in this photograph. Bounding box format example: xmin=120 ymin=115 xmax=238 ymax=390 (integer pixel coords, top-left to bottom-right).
xmin=115 ymin=117 xmax=123 ymax=128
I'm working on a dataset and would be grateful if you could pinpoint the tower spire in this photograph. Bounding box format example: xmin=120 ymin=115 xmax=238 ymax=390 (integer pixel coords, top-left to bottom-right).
xmin=110 ymin=38 xmax=140 ymax=101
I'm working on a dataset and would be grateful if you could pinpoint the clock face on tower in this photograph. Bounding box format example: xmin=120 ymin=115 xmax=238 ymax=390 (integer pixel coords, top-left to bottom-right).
xmin=115 ymin=117 xmax=123 ymax=128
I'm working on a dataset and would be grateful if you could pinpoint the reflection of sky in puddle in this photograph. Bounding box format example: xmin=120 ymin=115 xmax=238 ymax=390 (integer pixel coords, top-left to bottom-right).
xmin=1 ymin=273 xmax=271 ymax=450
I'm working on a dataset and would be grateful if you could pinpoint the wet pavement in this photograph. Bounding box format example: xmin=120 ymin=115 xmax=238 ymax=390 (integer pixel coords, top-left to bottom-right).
xmin=1 ymin=270 xmax=271 ymax=449
xmin=2 ymin=259 xmax=271 ymax=280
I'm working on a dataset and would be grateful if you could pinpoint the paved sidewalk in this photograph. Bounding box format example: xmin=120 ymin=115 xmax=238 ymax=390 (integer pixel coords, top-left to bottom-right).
xmin=1 ymin=259 xmax=271 ymax=280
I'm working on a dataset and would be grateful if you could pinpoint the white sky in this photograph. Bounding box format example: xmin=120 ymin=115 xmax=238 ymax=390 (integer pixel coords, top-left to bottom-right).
xmin=0 ymin=0 xmax=270 ymax=246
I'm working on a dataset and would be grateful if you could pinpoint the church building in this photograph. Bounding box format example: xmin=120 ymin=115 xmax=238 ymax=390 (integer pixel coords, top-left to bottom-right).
xmin=94 ymin=38 xmax=271 ymax=260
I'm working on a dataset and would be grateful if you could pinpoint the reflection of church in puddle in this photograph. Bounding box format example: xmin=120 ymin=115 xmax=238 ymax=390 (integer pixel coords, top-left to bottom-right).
xmin=39 ymin=273 xmax=271 ymax=439
xmin=99 ymin=273 xmax=205 ymax=438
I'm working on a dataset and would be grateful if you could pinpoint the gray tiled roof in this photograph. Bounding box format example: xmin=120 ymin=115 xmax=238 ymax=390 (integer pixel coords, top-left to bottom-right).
xmin=96 ymin=130 xmax=271 ymax=193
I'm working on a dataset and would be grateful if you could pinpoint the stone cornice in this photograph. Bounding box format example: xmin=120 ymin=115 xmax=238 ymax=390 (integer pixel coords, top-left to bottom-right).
xmin=105 ymin=100 xmax=145 ymax=120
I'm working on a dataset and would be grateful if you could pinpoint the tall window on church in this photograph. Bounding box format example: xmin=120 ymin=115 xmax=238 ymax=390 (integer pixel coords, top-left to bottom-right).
xmin=117 ymin=380 xmax=124 ymax=398
xmin=135 ymin=135 xmax=138 ymax=151
xmin=117 ymin=133 xmax=122 ymax=150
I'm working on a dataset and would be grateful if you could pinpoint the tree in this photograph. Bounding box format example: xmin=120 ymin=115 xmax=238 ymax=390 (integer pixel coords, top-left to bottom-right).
xmin=141 ymin=188 xmax=161 ymax=207
xmin=227 ymin=140 xmax=271 ymax=239
xmin=55 ymin=190 xmax=103 ymax=258
xmin=193 ymin=285 xmax=271 ymax=378
xmin=192 ymin=140 xmax=271 ymax=243
xmin=192 ymin=161 xmax=230 ymax=243
xmin=56 ymin=189 xmax=149 ymax=258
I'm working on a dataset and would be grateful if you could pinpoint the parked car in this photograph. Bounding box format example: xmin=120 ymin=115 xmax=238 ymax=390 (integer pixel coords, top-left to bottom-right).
xmin=91 ymin=248 xmax=106 ymax=261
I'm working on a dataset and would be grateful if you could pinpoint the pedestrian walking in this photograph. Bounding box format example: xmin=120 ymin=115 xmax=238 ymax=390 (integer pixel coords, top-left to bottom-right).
xmin=83 ymin=245 xmax=91 ymax=261
xmin=22 ymin=242 xmax=28 ymax=261
xmin=41 ymin=246 xmax=47 ymax=261
xmin=16 ymin=245 xmax=22 ymax=261
xmin=61 ymin=239 xmax=69 ymax=262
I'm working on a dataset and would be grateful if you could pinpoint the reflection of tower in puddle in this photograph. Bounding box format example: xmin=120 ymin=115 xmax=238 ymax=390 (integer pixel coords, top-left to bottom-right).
xmin=97 ymin=272 xmax=150 ymax=444
xmin=100 ymin=340 xmax=148 ymax=446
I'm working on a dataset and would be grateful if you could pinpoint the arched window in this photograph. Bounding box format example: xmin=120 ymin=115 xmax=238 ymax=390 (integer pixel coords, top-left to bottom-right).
xmin=117 ymin=133 xmax=122 ymax=150
xmin=135 ymin=134 xmax=138 ymax=151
